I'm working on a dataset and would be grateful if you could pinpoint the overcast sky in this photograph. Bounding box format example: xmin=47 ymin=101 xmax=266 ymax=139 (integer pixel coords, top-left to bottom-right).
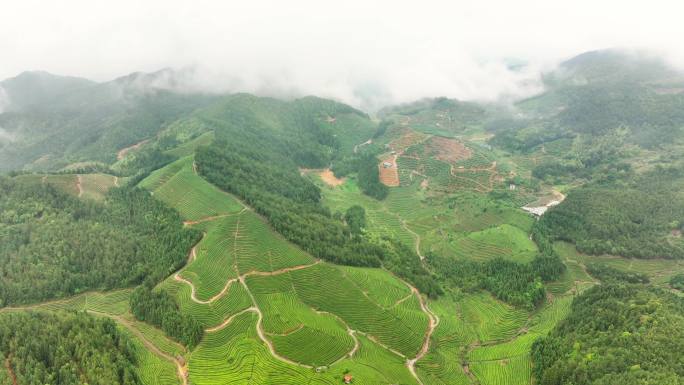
xmin=2 ymin=0 xmax=684 ymax=109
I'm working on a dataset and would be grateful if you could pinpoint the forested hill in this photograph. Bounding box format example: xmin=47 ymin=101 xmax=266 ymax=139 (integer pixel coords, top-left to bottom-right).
xmin=0 ymin=177 xmax=199 ymax=306
xmin=532 ymin=284 xmax=684 ymax=385
xmin=0 ymin=311 xmax=142 ymax=385
xmin=0 ymin=70 xmax=218 ymax=172
xmin=492 ymin=50 xmax=684 ymax=153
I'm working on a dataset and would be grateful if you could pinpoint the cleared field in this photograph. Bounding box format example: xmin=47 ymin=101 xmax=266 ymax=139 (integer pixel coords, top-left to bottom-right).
xmin=84 ymin=289 xmax=132 ymax=315
xmin=140 ymin=156 xmax=243 ymax=221
xmin=282 ymin=263 xmax=428 ymax=358
xmin=79 ymin=173 xmax=118 ymax=200
xmin=555 ymin=241 xmax=684 ymax=286
xmin=415 ymin=297 xmax=473 ymax=385
xmin=189 ymin=311 xmax=417 ymax=385
xmin=14 ymin=173 xmax=79 ymax=196
xmin=189 ymin=311 xmax=320 ymax=384
xmin=165 ymin=131 xmax=215 ymax=158
xmin=339 ymin=266 xmax=412 ymax=308
xmin=178 ymin=215 xmax=242 ymax=301
xmin=162 ymin=277 xmax=253 ymax=329
xmin=460 ymin=293 xmax=527 ymax=343
xmin=247 ymin=277 xmax=354 ymax=367
xmin=449 ymin=224 xmax=538 ymax=263
xmin=234 ymin=213 xmax=315 ymax=274
xmin=470 ymin=354 xmax=532 ymax=385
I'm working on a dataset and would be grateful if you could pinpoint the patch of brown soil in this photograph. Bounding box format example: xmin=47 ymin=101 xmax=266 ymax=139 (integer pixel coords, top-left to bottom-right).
xmin=420 ymin=178 xmax=429 ymax=190
xmin=379 ymin=155 xmax=400 ymax=187
xmin=319 ymin=169 xmax=345 ymax=187
xmin=5 ymin=358 xmax=17 ymax=385
xmin=426 ymin=136 xmax=472 ymax=163
xmin=117 ymin=139 xmax=150 ymax=160
xmin=389 ymin=130 xmax=430 ymax=153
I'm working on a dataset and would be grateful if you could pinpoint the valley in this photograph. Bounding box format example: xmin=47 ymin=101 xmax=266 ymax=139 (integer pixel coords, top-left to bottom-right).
xmin=1 ymin=49 xmax=684 ymax=385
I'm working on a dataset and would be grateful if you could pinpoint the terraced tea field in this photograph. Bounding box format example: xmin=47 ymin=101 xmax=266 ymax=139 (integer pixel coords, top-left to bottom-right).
xmin=135 ymin=159 xmax=437 ymax=384
xmin=1 ymin=143 xmax=584 ymax=385
xmin=140 ymin=156 xmax=244 ymax=221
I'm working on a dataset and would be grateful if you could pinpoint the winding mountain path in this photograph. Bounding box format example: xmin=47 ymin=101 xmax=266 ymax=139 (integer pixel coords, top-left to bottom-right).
xmin=401 ymin=219 xmax=424 ymax=260
xmin=405 ymin=284 xmax=440 ymax=385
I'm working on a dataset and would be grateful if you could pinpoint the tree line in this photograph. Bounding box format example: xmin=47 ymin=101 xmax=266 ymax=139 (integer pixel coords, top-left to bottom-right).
xmin=130 ymin=285 xmax=203 ymax=349
xmin=0 ymin=177 xmax=200 ymax=306
xmin=532 ymin=284 xmax=684 ymax=385
xmin=0 ymin=311 xmax=142 ymax=385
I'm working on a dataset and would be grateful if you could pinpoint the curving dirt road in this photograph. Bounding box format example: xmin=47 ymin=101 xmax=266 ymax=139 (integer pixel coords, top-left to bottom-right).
xmin=405 ymin=284 xmax=440 ymax=385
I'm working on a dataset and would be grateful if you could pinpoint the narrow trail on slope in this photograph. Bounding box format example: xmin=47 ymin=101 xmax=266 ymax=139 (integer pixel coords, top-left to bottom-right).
xmin=174 ymin=217 xmax=321 ymax=306
xmin=174 ymin=259 xmax=321 ymax=305
xmin=4 ymin=357 xmax=18 ymax=385
xmin=239 ymin=277 xmax=314 ymax=368
xmin=401 ymin=219 xmax=424 ymax=260
xmin=315 ymin=310 xmax=361 ymax=366
xmin=391 ymin=293 xmax=414 ymax=308
xmin=353 ymin=138 xmax=373 ymax=154
xmin=173 ymin=207 xmax=318 ymax=368
xmin=76 ymin=175 xmax=83 ymax=198
xmin=405 ymin=283 xmax=440 ymax=385
xmin=88 ymin=310 xmax=188 ymax=385
xmin=205 ymin=307 xmax=258 ymax=332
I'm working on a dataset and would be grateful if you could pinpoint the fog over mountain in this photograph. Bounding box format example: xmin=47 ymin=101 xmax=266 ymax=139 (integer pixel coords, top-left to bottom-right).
xmin=2 ymin=0 xmax=684 ymax=110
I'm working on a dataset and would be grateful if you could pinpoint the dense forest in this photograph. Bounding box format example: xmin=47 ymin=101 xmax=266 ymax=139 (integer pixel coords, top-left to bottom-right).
xmin=532 ymin=284 xmax=684 ymax=385
xmin=0 ymin=178 xmax=199 ymax=306
xmin=586 ymin=263 xmax=650 ymax=284
xmin=0 ymin=311 xmax=141 ymax=385
xmin=427 ymin=218 xmax=565 ymax=309
xmin=130 ymin=285 xmax=204 ymax=349
xmin=540 ymin=166 xmax=684 ymax=259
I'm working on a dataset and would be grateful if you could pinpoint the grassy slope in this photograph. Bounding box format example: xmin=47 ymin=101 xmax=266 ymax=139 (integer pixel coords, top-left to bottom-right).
xmin=137 ymin=158 xmax=426 ymax=384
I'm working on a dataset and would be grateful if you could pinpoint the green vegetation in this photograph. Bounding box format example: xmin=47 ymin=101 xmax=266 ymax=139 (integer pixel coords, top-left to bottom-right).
xmin=130 ymin=285 xmax=203 ymax=349
xmin=540 ymin=167 xmax=684 ymax=259
xmin=0 ymin=311 xmax=141 ymax=385
xmin=0 ymin=70 xmax=217 ymax=172
xmin=140 ymin=156 xmax=243 ymax=220
xmin=671 ymin=273 xmax=684 ymax=291
xmin=3 ymin=50 xmax=684 ymax=385
xmin=0 ymin=178 xmax=199 ymax=306
xmin=532 ymin=284 xmax=684 ymax=385
xmin=195 ymin=95 xmax=441 ymax=297
xmin=344 ymin=205 xmax=366 ymax=235
xmin=586 ymin=263 xmax=650 ymax=284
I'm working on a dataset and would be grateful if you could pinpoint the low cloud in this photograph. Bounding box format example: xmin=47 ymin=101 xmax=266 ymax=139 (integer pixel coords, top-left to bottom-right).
xmin=1 ymin=0 xmax=683 ymax=110
xmin=0 ymin=87 xmax=9 ymax=113
xmin=0 ymin=127 xmax=16 ymax=143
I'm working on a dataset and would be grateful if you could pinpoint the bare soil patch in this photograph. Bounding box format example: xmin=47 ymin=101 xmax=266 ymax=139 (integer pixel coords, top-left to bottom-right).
xmin=117 ymin=139 xmax=150 ymax=160
xmin=389 ymin=130 xmax=430 ymax=153
xmin=378 ymin=155 xmax=400 ymax=187
xmin=319 ymin=169 xmax=345 ymax=187
xmin=426 ymin=136 xmax=472 ymax=163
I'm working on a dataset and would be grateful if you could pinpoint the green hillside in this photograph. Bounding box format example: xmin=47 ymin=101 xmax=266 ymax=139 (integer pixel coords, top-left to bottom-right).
xmin=1 ymin=49 xmax=684 ymax=385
